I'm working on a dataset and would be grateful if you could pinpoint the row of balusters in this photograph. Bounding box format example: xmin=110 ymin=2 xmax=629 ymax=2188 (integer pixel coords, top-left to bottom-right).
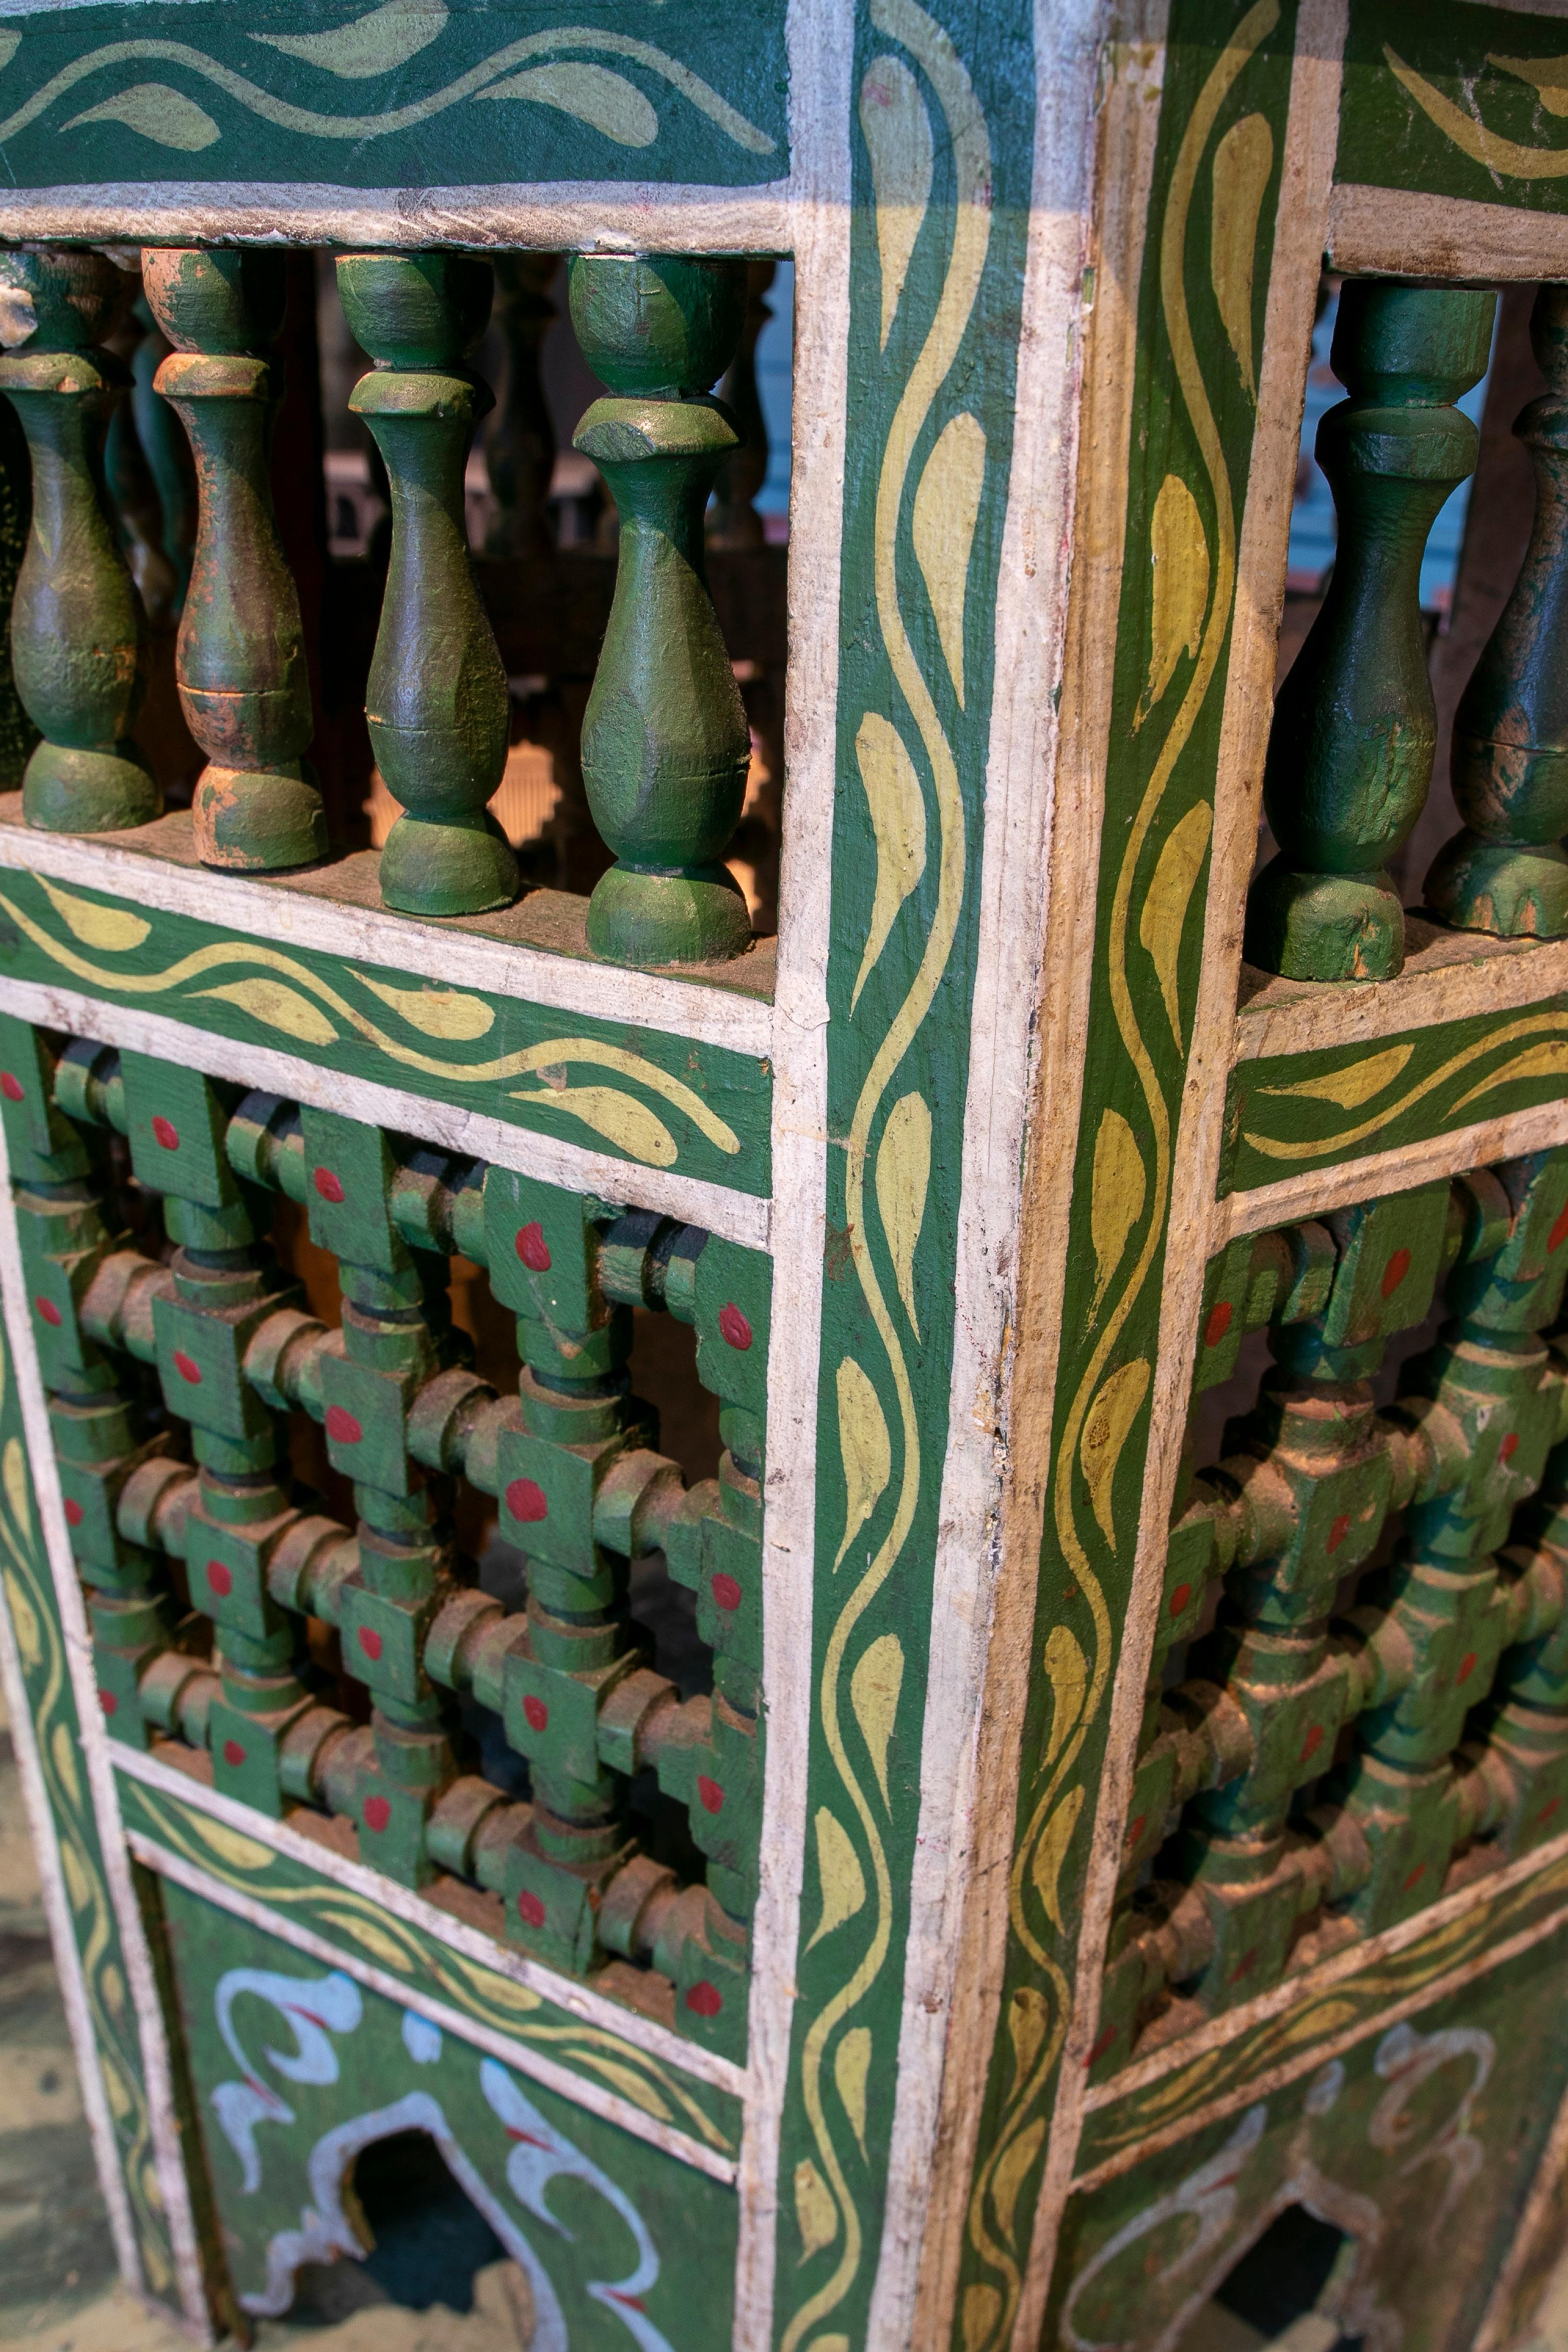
xmin=1251 ymin=279 xmax=1568 ymax=981
xmin=1095 ymin=1149 xmax=1568 ymax=2071
xmin=0 ymin=243 xmax=767 ymax=969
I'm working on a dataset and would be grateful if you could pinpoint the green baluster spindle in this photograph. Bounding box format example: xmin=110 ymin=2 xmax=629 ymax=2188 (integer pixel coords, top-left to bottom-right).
xmin=143 ymin=248 xmax=326 ymax=872
xmin=570 ymin=255 xmax=753 ymax=965
xmin=1427 ymin=287 xmax=1568 ymax=938
xmin=0 ymin=246 xmax=156 ymax=832
xmin=337 ymin=251 xmax=517 ymax=917
xmin=1246 ymin=282 xmax=1495 ymax=982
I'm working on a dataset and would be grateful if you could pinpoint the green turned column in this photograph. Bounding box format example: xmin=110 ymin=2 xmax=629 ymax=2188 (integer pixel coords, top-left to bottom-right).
xmin=570 ymin=255 xmax=753 ymax=965
xmin=337 ymin=251 xmax=517 ymax=917
xmin=1246 ymin=282 xmax=1495 ymax=982
xmin=142 ymin=248 xmax=326 ymax=872
xmin=1427 ymin=288 xmax=1568 ymax=939
xmin=0 ymin=247 xmax=156 ymax=832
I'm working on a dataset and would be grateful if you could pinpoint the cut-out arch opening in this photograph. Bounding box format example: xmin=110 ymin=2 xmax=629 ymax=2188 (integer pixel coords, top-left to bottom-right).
xmin=287 ymin=2126 xmax=511 ymax=2324
xmin=1185 ymin=2204 xmax=1363 ymax=2352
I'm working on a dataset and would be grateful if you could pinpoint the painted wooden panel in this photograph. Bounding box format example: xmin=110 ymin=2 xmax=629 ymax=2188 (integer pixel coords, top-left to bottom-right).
xmin=0 ymin=2 xmax=788 ymax=191
xmin=1339 ymin=2 xmax=1568 ymax=216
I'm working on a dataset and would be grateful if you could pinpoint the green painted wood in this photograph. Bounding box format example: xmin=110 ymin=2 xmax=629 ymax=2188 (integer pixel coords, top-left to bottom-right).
xmin=1428 ymin=288 xmax=1568 ymax=941
xmin=571 ymin=255 xmax=753 ymax=967
xmin=0 ymin=370 xmax=36 ymax=788
xmin=153 ymin=1876 xmax=740 ymax=2337
xmin=340 ymin=252 xmax=518 ymax=919
xmin=0 ymin=248 xmax=157 ymax=834
xmin=1339 ymin=2 xmax=1568 ymax=217
xmin=0 ymin=861 xmax=774 ymax=1193
xmin=1246 ymin=283 xmax=1494 ymax=984
xmin=143 ymin=248 xmax=327 ymax=874
xmin=0 ymin=2 xmax=788 ymax=191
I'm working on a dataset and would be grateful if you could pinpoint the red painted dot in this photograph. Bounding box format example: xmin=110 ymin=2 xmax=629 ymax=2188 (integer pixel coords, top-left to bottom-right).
xmin=523 ymin=1695 xmax=548 ymax=1733
xmin=172 ymin=1350 xmax=201 ymax=1385
xmin=1229 ymin=1947 xmax=1258 ymax=1984
xmin=515 ymin=1222 xmax=551 ymax=1273
xmin=1326 ymin=1512 xmax=1352 ymax=1556
xmin=697 ymin=1774 xmax=724 ymax=1815
xmin=1401 ymin=1862 xmax=1426 ymax=1892
xmin=1299 ymin=1723 xmax=1325 ymax=1765
xmin=718 ymin=1304 xmax=752 ymax=1351
xmin=0 ymin=1071 xmax=21 ymax=1103
xmin=363 ymin=1795 xmax=391 ymax=1832
xmin=711 ymin=1572 xmax=742 ymax=1613
xmin=1456 ymin=1650 xmax=1478 ymax=1686
xmin=1539 ymin=1797 xmax=1562 ymax=1823
xmin=1204 ymin=1301 xmax=1233 ymax=1348
xmin=1501 ymin=1432 xmax=1519 ymax=1464
xmin=1380 ymin=1247 xmax=1412 ymax=1300
xmin=206 ymin=1561 xmax=233 ymax=1598
xmin=1551 ymin=1203 xmax=1568 ymax=1256
xmin=1085 ymin=2022 xmax=1121 ymax=2069
xmin=222 ymin=1738 xmax=246 ymax=1768
xmin=506 ymin=1478 xmax=548 ymax=1524
xmin=685 ymin=1979 xmax=723 ymax=2018
xmin=358 ymin=1626 xmax=383 ymax=1663
xmin=151 ymin=1115 xmax=179 ymax=1151
xmin=34 ymin=1296 xmax=61 ymax=1327
xmin=1124 ymin=1813 xmax=1147 ymax=1850
xmin=517 ymin=1890 xmax=546 ymax=1928
xmin=63 ymin=1498 xmax=83 ymax=1528
xmin=325 ymin=1404 xmax=362 ymax=1444
xmin=98 ymin=1689 xmax=117 ymax=1716
xmin=313 ymin=1166 xmax=344 ymax=1204
xmin=1168 ymin=1582 xmax=1192 ymax=1619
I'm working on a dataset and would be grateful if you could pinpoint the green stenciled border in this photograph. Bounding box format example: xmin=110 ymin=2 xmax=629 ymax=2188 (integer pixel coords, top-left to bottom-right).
xmin=0 ymin=1317 xmax=178 ymax=2297
xmin=1339 ymin=1 xmax=1568 ymax=217
xmin=0 ymin=1 xmax=788 ymax=190
xmin=115 ymin=1770 xmax=743 ymax=2166
xmin=1224 ymin=1001 xmax=1568 ymax=1193
xmin=950 ymin=7 xmax=1297 ymax=2347
xmin=770 ymin=3 xmax=1032 ymax=2346
xmin=0 ymin=867 xmax=771 ymax=1196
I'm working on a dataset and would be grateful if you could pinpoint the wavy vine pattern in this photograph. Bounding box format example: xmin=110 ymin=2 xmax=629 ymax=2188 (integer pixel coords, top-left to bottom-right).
xmin=0 ymin=1325 xmax=175 ymax=2293
xmin=958 ymin=10 xmax=1282 ymax=2347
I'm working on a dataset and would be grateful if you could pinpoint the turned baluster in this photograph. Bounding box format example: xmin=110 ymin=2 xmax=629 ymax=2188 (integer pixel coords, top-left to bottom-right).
xmin=337 ymin=251 xmax=517 ymax=917
xmin=484 ymin=251 xmax=559 ymax=560
xmin=1246 ymin=283 xmax=1496 ymax=982
xmin=571 ymin=254 xmax=753 ymax=965
xmin=709 ymin=257 xmax=776 ymax=550
xmin=143 ymin=248 xmax=325 ymax=872
xmin=0 ymin=246 xmax=156 ymax=832
xmin=1427 ymin=287 xmax=1568 ymax=938
xmin=130 ymin=293 xmax=195 ymax=610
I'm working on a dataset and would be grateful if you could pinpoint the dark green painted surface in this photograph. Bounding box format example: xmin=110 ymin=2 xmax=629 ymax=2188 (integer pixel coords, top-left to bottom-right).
xmin=1340 ymin=2 xmax=1568 ymax=214
xmin=0 ymin=864 xmax=773 ymax=1193
xmin=156 ymin=1877 xmax=739 ymax=2342
xmin=1224 ymin=997 xmax=1568 ymax=1194
xmin=0 ymin=2 xmax=788 ymax=191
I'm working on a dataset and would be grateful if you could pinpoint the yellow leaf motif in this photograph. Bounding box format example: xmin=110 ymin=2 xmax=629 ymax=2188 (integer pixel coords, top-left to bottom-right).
xmin=794 ymin=2158 xmax=838 ymax=2259
xmin=1491 ymin=51 xmax=1568 ymax=115
xmin=1080 ymin=1357 xmax=1151 ymax=1547
xmin=0 ymin=34 xmax=18 ymax=72
xmin=834 ymin=1356 xmax=892 ymax=1569
xmin=1258 ymin=1041 xmax=1413 ymax=1110
xmin=1090 ymin=1108 xmax=1146 ymax=1318
xmin=38 ymin=877 xmax=149 ymax=953
xmin=580 ymin=2061 xmax=672 ymax=2122
xmin=252 ymin=0 xmax=449 ymax=78
xmin=806 ymin=1806 xmax=867 ymax=1951
xmin=190 ymin=1816 xmax=275 ymax=1873
xmin=851 ymin=711 xmax=927 ymax=1012
xmin=65 ymin=83 xmax=221 ymax=149
xmin=850 ymin=1631 xmax=904 ymax=1810
xmin=1210 ymin=113 xmax=1273 ymax=398
xmin=476 ymin=63 xmax=658 ymax=147
xmin=2 ymin=1568 xmax=39 ymax=1669
xmin=1452 ymin=1041 xmax=1568 ymax=1114
xmin=102 ymin=1962 xmax=126 ymax=2019
xmin=963 ymin=2286 xmax=1004 ymax=2352
xmin=52 ymin=1720 xmax=81 ymax=1808
xmin=1041 ymin=1623 xmax=1087 ymax=1769
xmin=990 ymin=2116 xmax=1045 ymax=2241
xmin=354 ymin=971 xmax=494 ymax=1040
xmin=60 ymin=1840 xmax=91 ymax=1910
xmin=1386 ymin=46 xmax=1568 ymax=179
xmin=1030 ymin=1785 xmax=1085 ymax=1931
xmin=859 ymin=52 xmax=933 ymax=350
xmin=512 ymin=1084 xmax=678 ymax=1168
xmin=875 ymin=1091 xmax=931 ymax=1335
xmin=196 ymin=977 xmax=338 ymax=1045
xmin=912 ymin=411 xmax=987 ymax=706
xmin=1139 ymin=474 xmax=1209 ymax=722
xmin=834 ymin=2026 xmax=872 ymax=2158
xmin=1007 ymin=1985 xmax=1050 ymax=2085
xmin=1139 ymin=800 xmax=1213 ymax=1051
xmin=3 ymin=1437 xmax=30 ymax=1544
